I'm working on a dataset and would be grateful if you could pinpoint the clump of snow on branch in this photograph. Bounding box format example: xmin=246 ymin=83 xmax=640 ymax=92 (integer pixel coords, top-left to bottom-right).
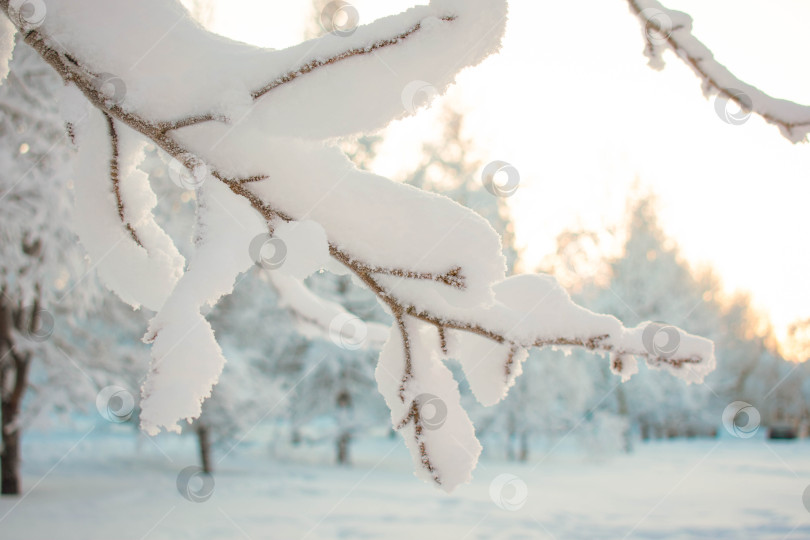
xmin=452 ymin=274 xmax=714 ymax=392
xmin=448 ymin=333 xmax=528 ymax=407
xmin=37 ymin=0 xmax=507 ymax=138
xmin=209 ymin=138 xmax=507 ymax=311
xmin=271 ymin=220 xmax=330 ymax=280
xmin=376 ymin=319 xmax=481 ymax=491
xmin=610 ymin=353 xmax=640 ymax=383
xmin=71 ymin=110 xmax=185 ymax=311
xmin=139 ymin=180 xmax=265 ymax=435
xmin=629 ymin=0 xmax=810 ymax=143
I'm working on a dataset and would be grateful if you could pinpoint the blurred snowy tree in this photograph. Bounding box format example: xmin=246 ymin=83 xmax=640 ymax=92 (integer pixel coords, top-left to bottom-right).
xmin=0 ymin=40 xmax=98 ymax=494
xmin=584 ymin=194 xmax=718 ymax=439
xmin=559 ymin=193 xmax=804 ymax=441
xmin=282 ymin=270 xmax=390 ymax=465
xmin=472 ymin=349 xmax=598 ymax=460
xmin=786 ymin=319 xmax=810 ymax=363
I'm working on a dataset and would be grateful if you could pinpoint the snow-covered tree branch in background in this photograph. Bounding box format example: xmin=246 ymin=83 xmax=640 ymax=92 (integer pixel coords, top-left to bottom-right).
xmin=1 ymin=0 xmax=714 ymax=491
xmin=627 ymin=0 xmax=810 ymax=143
xmin=268 ymin=272 xmax=389 ymax=350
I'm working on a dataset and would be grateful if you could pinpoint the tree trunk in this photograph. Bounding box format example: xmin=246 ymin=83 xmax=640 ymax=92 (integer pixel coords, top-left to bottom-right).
xmin=506 ymin=413 xmax=516 ymax=461
xmin=196 ymin=425 xmax=213 ymax=474
xmin=335 ymin=389 xmax=352 ymax=465
xmin=640 ymin=423 xmax=650 ymax=441
xmin=291 ymin=428 xmax=302 ymax=445
xmin=518 ymin=432 xmax=529 ymax=462
xmin=336 ymin=431 xmax=351 ymax=465
xmin=1 ymin=405 xmax=21 ymax=495
xmin=0 ymin=302 xmax=30 ymax=496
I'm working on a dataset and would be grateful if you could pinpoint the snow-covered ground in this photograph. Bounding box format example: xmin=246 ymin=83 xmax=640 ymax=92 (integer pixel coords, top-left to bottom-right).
xmin=1 ymin=427 xmax=808 ymax=539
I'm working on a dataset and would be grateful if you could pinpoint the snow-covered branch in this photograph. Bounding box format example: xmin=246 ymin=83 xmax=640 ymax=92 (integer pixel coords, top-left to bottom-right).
xmin=268 ymin=272 xmax=389 ymax=350
xmin=627 ymin=0 xmax=810 ymax=143
xmin=2 ymin=0 xmax=715 ymax=491
xmin=156 ymin=14 xmax=457 ymax=133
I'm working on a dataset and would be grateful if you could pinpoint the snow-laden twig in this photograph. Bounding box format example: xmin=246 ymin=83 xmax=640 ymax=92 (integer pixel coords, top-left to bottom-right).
xmin=627 ymin=0 xmax=810 ymax=143
xmin=2 ymin=0 xmax=715 ymax=491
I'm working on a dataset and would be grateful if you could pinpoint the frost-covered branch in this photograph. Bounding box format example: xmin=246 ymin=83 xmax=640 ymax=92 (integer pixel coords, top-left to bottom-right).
xmin=2 ymin=0 xmax=715 ymax=491
xmin=627 ymin=0 xmax=810 ymax=143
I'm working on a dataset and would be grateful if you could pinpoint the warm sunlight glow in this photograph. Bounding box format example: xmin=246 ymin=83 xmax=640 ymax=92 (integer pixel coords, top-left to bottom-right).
xmin=202 ymin=0 xmax=810 ymax=346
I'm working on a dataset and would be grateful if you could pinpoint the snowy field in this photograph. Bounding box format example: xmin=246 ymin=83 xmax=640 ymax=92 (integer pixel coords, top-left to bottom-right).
xmin=1 ymin=428 xmax=808 ymax=539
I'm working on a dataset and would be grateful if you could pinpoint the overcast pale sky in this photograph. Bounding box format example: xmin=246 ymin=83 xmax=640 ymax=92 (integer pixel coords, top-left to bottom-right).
xmin=200 ymin=0 xmax=810 ymax=347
